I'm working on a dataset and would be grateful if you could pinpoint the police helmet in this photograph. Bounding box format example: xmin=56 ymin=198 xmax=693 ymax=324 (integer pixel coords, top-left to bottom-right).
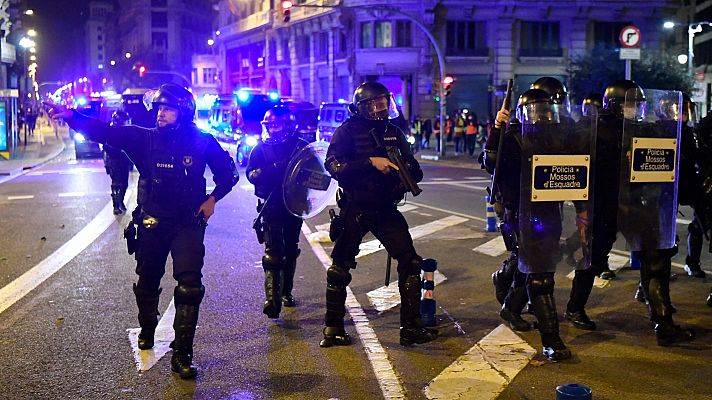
xmin=682 ymin=93 xmax=697 ymax=125
xmin=348 ymin=81 xmax=399 ymax=121
xmin=603 ymin=80 xmax=645 ymax=119
xmin=655 ymin=92 xmax=683 ymax=121
xmin=517 ymin=88 xmax=559 ymax=124
xmin=531 ymin=77 xmax=570 ymax=115
xmin=261 ymin=105 xmax=297 ymax=144
xmin=151 ymin=83 xmax=196 ymax=123
xmin=581 ymin=93 xmax=603 ymax=117
xmin=110 ymin=110 xmax=131 ymax=126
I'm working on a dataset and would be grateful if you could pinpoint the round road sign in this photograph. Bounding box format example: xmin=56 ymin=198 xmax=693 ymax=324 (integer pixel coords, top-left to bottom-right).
xmin=619 ymin=25 xmax=642 ymax=48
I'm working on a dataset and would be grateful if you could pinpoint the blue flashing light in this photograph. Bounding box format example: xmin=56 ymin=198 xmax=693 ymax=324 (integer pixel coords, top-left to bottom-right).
xmin=236 ymin=90 xmax=251 ymax=103
xmin=76 ymin=97 xmax=88 ymax=107
xmin=268 ymin=90 xmax=280 ymax=102
xmin=396 ymin=95 xmax=403 ymax=106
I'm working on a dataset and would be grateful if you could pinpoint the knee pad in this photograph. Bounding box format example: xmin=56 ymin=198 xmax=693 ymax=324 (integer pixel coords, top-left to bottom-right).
xmin=527 ymin=273 xmax=555 ymax=297
xmin=327 ymin=265 xmax=352 ymax=287
xmin=398 ymin=255 xmax=423 ymax=276
xmin=174 ymin=284 xmax=205 ymax=306
xmin=176 ymin=272 xmax=202 ymax=288
xmin=262 ymin=252 xmax=284 ymax=271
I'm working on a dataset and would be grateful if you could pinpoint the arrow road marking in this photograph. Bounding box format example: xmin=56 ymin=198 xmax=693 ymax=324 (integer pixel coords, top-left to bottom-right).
xmin=473 ymin=236 xmax=507 ymax=257
xmin=424 ymin=324 xmax=536 ymax=400
xmin=367 ymin=270 xmax=448 ymax=312
xmin=356 ymin=215 xmax=468 ymax=259
xmin=127 ymin=299 xmax=176 ymax=372
xmin=302 ymin=223 xmax=407 ymax=399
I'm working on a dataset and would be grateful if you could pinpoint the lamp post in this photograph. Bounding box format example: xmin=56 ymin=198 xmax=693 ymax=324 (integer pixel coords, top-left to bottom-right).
xmin=664 ymin=20 xmax=712 ymax=76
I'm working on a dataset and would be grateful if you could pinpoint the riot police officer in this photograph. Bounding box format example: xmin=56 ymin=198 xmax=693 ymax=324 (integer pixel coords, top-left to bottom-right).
xmin=247 ymin=106 xmax=309 ymax=319
xmin=696 ymin=113 xmax=712 ymax=306
xmin=677 ymin=94 xmax=706 ymax=278
xmin=489 ymin=88 xmax=574 ymax=361
xmin=614 ymin=83 xmax=695 ymax=346
xmin=45 ymin=83 xmax=239 ymax=379
xmin=320 ymin=82 xmax=438 ymax=347
xmin=484 ymin=91 xmax=530 ymax=333
xmin=103 ymin=111 xmax=133 ymax=215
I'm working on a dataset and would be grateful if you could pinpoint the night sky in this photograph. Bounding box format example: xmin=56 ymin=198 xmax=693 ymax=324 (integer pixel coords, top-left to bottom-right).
xmin=27 ymin=0 xmax=90 ymax=83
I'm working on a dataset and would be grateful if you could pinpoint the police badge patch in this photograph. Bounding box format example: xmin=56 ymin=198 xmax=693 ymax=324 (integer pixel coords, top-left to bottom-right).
xmin=182 ymin=156 xmax=193 ymax=167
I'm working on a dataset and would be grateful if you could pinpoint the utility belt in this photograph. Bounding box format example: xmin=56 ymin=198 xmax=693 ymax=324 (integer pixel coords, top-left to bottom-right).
xmin=123 ymin=208 xmax=207 ymax=255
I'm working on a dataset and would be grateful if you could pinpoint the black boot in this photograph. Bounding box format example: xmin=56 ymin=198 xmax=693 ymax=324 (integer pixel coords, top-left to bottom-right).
xmin=530 ymin=294 xmax=571 ymax=362
xmin=500 ymin=285 xmax=531 ymax=331
xmin=706 ymin=290 xmax=712 ymax=307
xmin=492 ymin=255 xmax=517 ymax=305
xmin=399 ymin=274 xmax=438 ymax=346
xmin=111 ymin=190 xmax=124 ymax=215
xmin=282 ymin=251 xmax=299 ymax=307
xmin=685 ymin=222 xmax=705 ymax=278
xmin=634 ymin=281 xmax=647 ymax=303
xmin=320 ymin=327 xmax=352 ymax=348
xmin=565 ymin=267 xmax=597 ymax=330
xmin=133 ymin=284 xmax=161 ymax=350
xmin=642 ymin=255 xmax=687 ymax=345
xmin=171 ymin=285 xmax=204 ymax=380
xmin=655 ymin=317 xmax=695 ymax=347
xmin=117 ymin=187 xmax=127 ymax=212
xmin=263 ymin=269 xmax=282 ymax=318
xmin=684 ymin=263 xmax=706 ymax=278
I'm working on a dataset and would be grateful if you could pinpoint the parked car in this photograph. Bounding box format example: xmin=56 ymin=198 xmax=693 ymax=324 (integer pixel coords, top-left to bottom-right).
xmin=316 ymin=102 xmax=350 ymax=142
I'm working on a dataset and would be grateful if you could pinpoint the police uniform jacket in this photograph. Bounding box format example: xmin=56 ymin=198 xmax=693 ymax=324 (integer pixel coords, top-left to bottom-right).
xmin=67 ymin=110 xmax=237 ymax=221
xmin=325 ymin=116 xmax=423 ymax=208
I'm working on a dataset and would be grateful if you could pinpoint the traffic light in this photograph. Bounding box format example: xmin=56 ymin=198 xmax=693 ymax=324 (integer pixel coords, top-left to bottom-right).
xmin=443 ymin=75 xmax=454 ymax=97
xmin=281 ymin=1 xmax=293 ymax=23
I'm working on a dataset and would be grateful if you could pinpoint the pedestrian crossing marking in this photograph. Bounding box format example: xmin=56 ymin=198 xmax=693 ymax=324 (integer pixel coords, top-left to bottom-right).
xmin=58 ymin=192 xmax=86 ymax=197
xmin=356 ymin=215 xmax=468 ymax=259
xmin=424 ymin=324 xmax=536 ymax=400
xmin=127 ymin=299 xmax=176 ymax=372
xmin=7 ymin=195 xmax=35 ymax=200
xmin=367 ymin=271 xmax=447 ymax=312
xmin=473 ymin=236 xmax=507 ymax=257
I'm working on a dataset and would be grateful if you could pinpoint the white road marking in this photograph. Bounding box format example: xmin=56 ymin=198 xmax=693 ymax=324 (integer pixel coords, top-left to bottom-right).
xmin=0 ymin=189 xmax=134 ymax=315
xmin=367 ymin=270 xmax=447 ymax=312
xmin=239 ymin=184 xmax=253 ymax=191
xmin=420 ymin=180 xmax=488 ymax=185
xmin=397 ymin=203 xmax=419 ymax=213
xmin=424 ymin=324 xmax=536 ymax=400
xmin=127 ymin=299 xmax=176 ymax=371
xmin=302 ymin=223 xmax=406 ymax=399
xmin=7 ymin=195 xmax=35 ymax=200
xmin=430 ymin=177 xmax=453 ymax=181
xmin=677 ymin=218 xmax=692 ymax=225
xmin=566 ymin=253 xmax=629 ymax=288
xmin=409 ymin=201 xmax=486 ymax=222
xmin=58 ymin=192 xmax=85 ymax=197
xmin=356 ymin=216 xmax=468 ymax=259
xmin=28 ymin=167 xmax=105 ymax=176
xmin=473 ymin=236 xmax=507 ymax=257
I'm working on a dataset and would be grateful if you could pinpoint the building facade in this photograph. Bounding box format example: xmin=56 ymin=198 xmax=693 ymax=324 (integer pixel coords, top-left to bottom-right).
xmin=85 ymin=1 xmax=113 ymax=77
xmin=216 ymin=0 xmax=682 ymax=121
xmin=93 ymin=0 xmax=215 ymax=88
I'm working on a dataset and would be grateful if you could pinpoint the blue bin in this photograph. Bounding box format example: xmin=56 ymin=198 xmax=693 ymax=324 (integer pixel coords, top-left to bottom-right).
xmin=556 ymin=383 xmax=592 ymax=400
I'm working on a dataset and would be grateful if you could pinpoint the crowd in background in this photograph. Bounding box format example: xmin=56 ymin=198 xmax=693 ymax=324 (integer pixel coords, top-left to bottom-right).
xmin=409 ymin=110 xmax=495 ymax=157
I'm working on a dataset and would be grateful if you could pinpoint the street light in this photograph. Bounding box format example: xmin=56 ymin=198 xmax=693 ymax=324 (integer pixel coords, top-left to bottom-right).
xmin=125 ymin=52 xmax=132 ymax=59
xmin=663 ymin=20 xmax=712 ymax=75
xmin=24 ymin=9 xmax=34 ymax=15
xmin=18 ymin=37 xmax=35 ymax=49
xmin=27 ymin=29 xmax=37 ymax=37
xmin=207 ymin=38 xmax=215 ymax=46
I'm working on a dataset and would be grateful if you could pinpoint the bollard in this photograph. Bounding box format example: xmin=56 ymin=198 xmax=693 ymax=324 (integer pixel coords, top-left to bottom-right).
xmin=420 ymin=258 xmax=438 ymax=327
xmin=485 ymin=195 xmax=497 ymax=232
xmin=556 ymin=383 xmax=592 ymax=400
xmin=629 ymin=251 xmax=641 ymax=270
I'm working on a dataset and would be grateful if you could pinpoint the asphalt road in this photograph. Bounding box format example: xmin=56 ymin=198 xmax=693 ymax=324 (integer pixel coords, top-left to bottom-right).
xmin=0 ymin=145 xmax=710 ymax=400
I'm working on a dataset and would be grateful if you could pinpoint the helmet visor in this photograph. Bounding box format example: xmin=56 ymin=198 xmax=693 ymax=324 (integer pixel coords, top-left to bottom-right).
xmin=261 ymin=120 xmax=292 ymax=143
xmin=357 ymin=94 xmax=400 ymax=120
xmin=521 ymin=103 xmax=560 ymax=124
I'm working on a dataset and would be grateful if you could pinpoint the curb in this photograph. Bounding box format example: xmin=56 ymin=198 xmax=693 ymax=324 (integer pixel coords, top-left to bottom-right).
xmin=417 ymin=154 xmax=480 ymax=170
xmin=0 ymin=140 xmax=68 ymax=182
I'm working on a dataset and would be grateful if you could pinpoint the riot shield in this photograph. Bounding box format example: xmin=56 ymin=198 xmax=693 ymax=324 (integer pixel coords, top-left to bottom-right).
xmin=283 ymin=140 xmax=338 ymax=219
xmin=518 ymin=103 xmax=597 ymax=273
xmin=618 ymin=89 xmax=681 ymax=251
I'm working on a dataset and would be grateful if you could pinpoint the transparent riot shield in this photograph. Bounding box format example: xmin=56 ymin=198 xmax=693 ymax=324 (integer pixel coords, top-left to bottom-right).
xmin=618 ymin=89 xmax=681 ymax=251
xmin=283 ymin=140 xmax=338 ymax=219
xmin=518 ymin=103 xmax=597 ymax=273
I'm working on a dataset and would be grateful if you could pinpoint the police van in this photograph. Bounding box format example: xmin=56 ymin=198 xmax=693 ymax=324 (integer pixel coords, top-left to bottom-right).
xmin=316 ymin=102 xmax=350 ymax=142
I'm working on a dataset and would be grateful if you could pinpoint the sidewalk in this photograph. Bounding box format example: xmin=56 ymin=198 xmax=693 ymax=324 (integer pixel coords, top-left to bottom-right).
xmin=415 ymin=142 xmax=484 ymax=170
xmin=0 ymin=118 xmax=70 ymax=177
